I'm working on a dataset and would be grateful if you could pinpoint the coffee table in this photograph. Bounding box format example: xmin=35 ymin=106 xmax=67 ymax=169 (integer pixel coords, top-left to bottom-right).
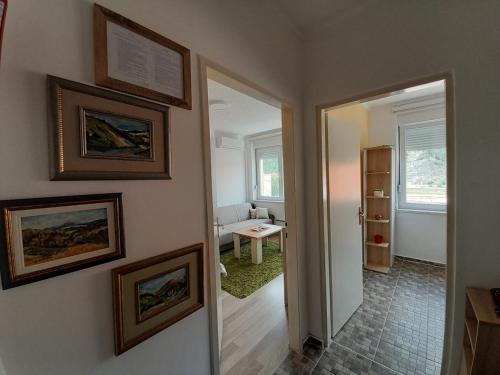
xmin=232 ymin=224 xmax=283 ymax=264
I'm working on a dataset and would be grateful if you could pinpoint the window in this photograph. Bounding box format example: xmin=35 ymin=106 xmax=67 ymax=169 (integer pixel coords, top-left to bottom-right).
xmin=255 ymin=146 xmax=283 ymax=201
xmin=399 ymin=120 xmax=447 ymax=211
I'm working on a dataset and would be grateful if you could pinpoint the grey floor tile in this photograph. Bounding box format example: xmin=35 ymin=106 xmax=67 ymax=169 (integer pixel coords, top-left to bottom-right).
xmin=315 ymin=343 xmax=372 ymax=375
xmin=368 ymin=362 xmax=399 ymax=375
xmin=276 ymin=350 xmax=316 ymax=375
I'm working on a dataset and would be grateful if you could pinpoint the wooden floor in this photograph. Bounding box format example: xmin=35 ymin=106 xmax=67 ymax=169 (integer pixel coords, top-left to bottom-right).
xmin=220 ymin=274 xmax=289 ymax=375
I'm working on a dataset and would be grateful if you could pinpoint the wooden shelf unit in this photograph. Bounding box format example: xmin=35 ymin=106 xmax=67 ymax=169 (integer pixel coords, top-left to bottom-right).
xmin=362 ymin=146 xmax=395 ymax=274
xmin=462 ymin=288 xmax=500 ymax=375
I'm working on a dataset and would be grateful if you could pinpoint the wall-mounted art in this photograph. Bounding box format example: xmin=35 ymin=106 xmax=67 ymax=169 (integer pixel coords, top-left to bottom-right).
xmin=48 ymin=75 xmax=171 ymax=180
xmin=94 ymin=4 xmax=192 ymax=110
xmin=0 ymin=0 xmax=7 ymax=63
xmin=0 ymin=193 xmax=125 ymax=289
xmin=112 ymin=243 xmax=204 ymax=355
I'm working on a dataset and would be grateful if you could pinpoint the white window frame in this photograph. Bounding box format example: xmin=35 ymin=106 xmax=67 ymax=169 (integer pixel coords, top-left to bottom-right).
xmin=255 ymin=146 xmax=284 ymax=202
xmin=398 ymin=119 xmax=447 ymax=212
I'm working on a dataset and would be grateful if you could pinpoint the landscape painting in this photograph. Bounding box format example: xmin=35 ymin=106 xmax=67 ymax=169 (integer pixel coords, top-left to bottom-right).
xmin=82 ymin=109 xmax=153 ymax=160
xmin=21 ymin=208 xmax=110 ymax=267
xmin=137 ymin=265 xmax=189 ymax=322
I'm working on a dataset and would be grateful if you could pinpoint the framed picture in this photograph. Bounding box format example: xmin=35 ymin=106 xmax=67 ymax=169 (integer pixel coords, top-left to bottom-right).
xmin=112 ymin=243 xmax=204 ymax=355
xmin=0 ymin=0 xmax=7 ymax=63
xmin=48 ymin=75 xmax=171 ymax=180
xmin=0 ymin=193 xmax=125 ymax=289
xmin=94 ymin=4 xmax=192 ymax=110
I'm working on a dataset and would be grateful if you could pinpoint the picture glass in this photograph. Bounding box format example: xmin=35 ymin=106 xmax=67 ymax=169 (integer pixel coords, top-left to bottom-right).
xmin=137 ymin=265 xmax=189 ymax=322
xmin=21 ymin=208 xmax=109 ymax=267
xmin=82 ymin=109 xmax=154 ymax=160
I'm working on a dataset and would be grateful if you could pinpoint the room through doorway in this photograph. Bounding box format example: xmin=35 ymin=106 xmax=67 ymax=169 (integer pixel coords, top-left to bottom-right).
xmin=203 ymin=68 xmax=294 ymax=375
xmin=316 ymin=79 xmax=449 ymax=375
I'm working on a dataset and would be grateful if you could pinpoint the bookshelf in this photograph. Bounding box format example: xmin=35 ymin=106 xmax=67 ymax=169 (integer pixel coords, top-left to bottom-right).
xmin=362 ymin=146 xmax=395 ymax=274
xmin=462 ymin=288 xmax=500 ymax=375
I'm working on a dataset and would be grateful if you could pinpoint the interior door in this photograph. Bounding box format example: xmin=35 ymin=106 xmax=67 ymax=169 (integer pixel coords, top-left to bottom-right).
xmin=327 ymin=113 xmax=364 ymax=336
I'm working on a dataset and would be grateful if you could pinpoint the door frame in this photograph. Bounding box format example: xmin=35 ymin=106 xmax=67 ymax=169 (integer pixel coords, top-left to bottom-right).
xmin=316 ymin=73 xmax=456 ymax=374
xmin=199 ymin=56 xmax=302 ymax=375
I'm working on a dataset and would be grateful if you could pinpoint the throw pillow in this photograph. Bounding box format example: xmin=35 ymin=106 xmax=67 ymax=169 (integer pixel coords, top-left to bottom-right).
xmin=249 ymin=208 xmax=257 ymax=219
xmin=256 ymin=207 xmax=269 ymax=219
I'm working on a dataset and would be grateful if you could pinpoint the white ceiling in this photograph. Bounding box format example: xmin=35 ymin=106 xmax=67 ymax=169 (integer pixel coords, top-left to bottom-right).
xmin=272 ymin=0 xmax=371 ymax=36
xmin=362 ymin=81 xmax=446 ymax=110
xmin=208 ymin=79 xmax=282 ymax=136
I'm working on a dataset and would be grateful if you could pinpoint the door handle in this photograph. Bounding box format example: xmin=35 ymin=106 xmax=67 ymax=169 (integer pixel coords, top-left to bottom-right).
xmin=358 ymin=207 xmax=365 ymax=225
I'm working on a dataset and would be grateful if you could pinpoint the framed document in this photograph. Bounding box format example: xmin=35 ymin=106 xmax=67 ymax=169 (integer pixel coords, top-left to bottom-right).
xmin=48 ymin=75 xmax=171 ymax=181
xmin=0 ymin=0 xmax=7 ymax=63
xmin=94 ymin=4 xmax=192 ymax=110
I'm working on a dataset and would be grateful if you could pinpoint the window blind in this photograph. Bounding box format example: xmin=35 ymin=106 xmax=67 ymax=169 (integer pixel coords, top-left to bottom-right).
xmin=405 ymin=122 xmax=445 ymax=151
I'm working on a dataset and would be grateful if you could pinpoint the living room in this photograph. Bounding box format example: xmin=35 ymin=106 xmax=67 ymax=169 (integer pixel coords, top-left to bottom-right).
xmin=208 ymin=77 xmax=289 ymax=374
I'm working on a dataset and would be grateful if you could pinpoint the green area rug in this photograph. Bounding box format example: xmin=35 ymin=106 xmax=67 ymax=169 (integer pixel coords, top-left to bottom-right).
xmin=220 ymin=239 xmax=283 ymax=299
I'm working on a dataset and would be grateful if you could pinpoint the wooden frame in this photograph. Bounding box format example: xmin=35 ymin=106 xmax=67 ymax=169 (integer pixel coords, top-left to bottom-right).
xmin=199 ymin=57 xmax=302 ymax=375
xmin=0 ymin=193 xmax=125 ymax=289
xmin=112 ymin=243 xmax=204 ymax=355
xmin=48 ymin=75 xmax=171 ymax=180
xmin=0 ymin=0 xmax=6 ymax=63
xmin=316 ymin=73 xmax=455 ymax=369
xmin=94 ymin=4 xmax=192 ymax=110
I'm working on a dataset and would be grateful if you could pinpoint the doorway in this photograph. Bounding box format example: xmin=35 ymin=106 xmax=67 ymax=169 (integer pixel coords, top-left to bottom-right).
xmin=316 ymin=76 xmax=453 ymax=375
xmin=199 ymin=58 xmax=302 ymax=375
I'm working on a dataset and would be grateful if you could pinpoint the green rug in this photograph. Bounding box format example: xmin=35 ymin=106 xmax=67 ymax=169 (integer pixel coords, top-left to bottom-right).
xmin=220 ymin=239 xmax=283 ymax=299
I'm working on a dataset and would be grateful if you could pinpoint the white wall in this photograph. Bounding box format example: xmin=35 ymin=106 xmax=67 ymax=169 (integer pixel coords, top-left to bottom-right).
xmin=368 ymin=103 xmax=447 ymax=264
xmin=213 ymin=133 xmax=247 ymax=207
xmin=303 ymin=2 xmax=500 ymax=373
xmin=0 ymin=1 xmax=305 ymax=374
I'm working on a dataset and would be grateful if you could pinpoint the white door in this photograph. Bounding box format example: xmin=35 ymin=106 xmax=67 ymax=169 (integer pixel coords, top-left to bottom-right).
xmin=327 ymin=113 xmax=364 ymax=336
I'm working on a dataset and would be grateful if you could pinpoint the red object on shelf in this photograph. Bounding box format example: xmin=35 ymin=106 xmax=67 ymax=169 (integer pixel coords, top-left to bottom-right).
xmin=0 ymin=0 xmax=7 ymax=63
xmin=374 ymin=234 xmax=384 ymax=244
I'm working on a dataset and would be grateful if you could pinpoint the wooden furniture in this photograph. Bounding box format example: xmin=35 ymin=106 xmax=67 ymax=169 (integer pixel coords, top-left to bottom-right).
xmin=232 ymin=224 xmax=283 ymax=264
xmin=362 ymin=146 xmax=395 ymax=273
xmin=462 ymin=288 xmax=500 ymax=375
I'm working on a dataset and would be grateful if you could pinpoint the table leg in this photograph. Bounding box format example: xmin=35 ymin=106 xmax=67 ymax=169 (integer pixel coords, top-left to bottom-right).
xmin=251 ymin=238 xmax=263 ymax=264
xmin=233 ymin=233 xmax=241 ymax=259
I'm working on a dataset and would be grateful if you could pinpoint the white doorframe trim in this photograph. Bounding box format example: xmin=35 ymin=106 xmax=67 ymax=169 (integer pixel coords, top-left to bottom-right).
xmin=315 ymin=73 xmax=456 ymax=374
xmin=199 ymin=56 xmax=303 ymax=375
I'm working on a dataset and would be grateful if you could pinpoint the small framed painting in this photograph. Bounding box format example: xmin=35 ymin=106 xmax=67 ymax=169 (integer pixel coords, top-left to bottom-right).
xmin=48 ymin=75 xmax=171 ymax=180
xmin=0 ymin=0 xmax=7 ymax=63
xmin=0 ymin=193 xmax=125 ymax=289
xmin=94 ymin=4 xmax=192 ymax=110
xmin=112 ymin=243 xmax=204 ymax=355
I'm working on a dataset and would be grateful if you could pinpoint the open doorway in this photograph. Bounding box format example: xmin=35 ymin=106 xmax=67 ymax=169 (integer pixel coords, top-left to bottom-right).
xmin=316 ymin=78 xmax=450 ymax=375
xmin=199 ymin=59 xmax=302 ymax=375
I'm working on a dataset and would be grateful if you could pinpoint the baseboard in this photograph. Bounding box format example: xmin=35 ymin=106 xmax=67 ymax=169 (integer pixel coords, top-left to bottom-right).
xmin=302 ymin=335 xmax=324 ymax=350
xmin=395 ymin=254 xmax=445 ymax=268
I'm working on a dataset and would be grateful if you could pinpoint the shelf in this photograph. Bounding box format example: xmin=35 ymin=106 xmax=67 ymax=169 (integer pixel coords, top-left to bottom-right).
xmin=366 ymin=171 xmax=390 ymax=175
xmin=366 ymin=196 xmax=390 ymax=199
xmin=465 ymin=316 xmax=478 ymax=351
xmin=366 ymin=219 xmax=390 ymax=224
xmin=365 ymin=263 xmax=390 ymax=274
xmin=366 ymin=241 xmax=389 ymax=248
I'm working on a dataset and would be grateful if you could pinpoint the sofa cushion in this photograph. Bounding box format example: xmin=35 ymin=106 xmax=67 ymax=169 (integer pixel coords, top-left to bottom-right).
xmin=216 ymin=205 xmax=239 ymax=226
xmin=235 ymin=202 xmax=252 ymax=221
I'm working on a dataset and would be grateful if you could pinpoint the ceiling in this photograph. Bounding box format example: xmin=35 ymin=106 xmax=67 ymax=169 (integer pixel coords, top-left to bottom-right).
xmin=362 ymin=80 xmax=446 ymax=110
xmin=208 ymin=79 xmax=282 ymax=136
xmin=272 ymin=0 xmax=370 ymax=36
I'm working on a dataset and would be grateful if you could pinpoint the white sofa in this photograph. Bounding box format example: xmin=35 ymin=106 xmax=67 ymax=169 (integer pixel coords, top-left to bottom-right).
xmin=216 ymin=202 xmax=273 ymax=251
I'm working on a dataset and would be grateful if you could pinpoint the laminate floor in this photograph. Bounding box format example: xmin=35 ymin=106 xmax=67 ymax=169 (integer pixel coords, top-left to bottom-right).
xmin=275 ymin=257 xmax=446 ymax=375
xmin=221 ymin=273 xmax=289 ymax=375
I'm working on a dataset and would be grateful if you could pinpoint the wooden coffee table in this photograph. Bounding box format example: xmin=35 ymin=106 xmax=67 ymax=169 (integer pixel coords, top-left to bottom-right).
xmin=232 ymin=224 xmax=283 ymax=264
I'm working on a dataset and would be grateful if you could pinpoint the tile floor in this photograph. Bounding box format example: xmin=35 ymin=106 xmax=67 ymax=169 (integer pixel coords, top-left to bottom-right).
xmin=275 ymin=257 xmax=446 ymax=375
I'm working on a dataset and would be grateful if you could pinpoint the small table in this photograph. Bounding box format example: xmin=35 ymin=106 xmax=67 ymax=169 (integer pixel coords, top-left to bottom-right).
xmin=232 ymin=224 xmax=283 ymax=264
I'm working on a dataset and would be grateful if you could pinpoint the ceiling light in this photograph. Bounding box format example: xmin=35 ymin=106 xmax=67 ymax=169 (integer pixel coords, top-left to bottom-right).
xmin=209 ymin=99 xmax=229 ymax=111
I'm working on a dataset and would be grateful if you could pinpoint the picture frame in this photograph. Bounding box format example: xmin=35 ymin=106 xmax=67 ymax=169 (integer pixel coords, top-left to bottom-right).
xmin=94 ymin=4 xmax=192 ymax=110
xmin=0 ymin=0 xmax=7 ymax=63
xmin=48 ymin=75 xmax=172 ymax=180
xmin=112 ymin=243 xmax=204 ymax=355
xmin=0 ymin=193 xmax=125 ymax=289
